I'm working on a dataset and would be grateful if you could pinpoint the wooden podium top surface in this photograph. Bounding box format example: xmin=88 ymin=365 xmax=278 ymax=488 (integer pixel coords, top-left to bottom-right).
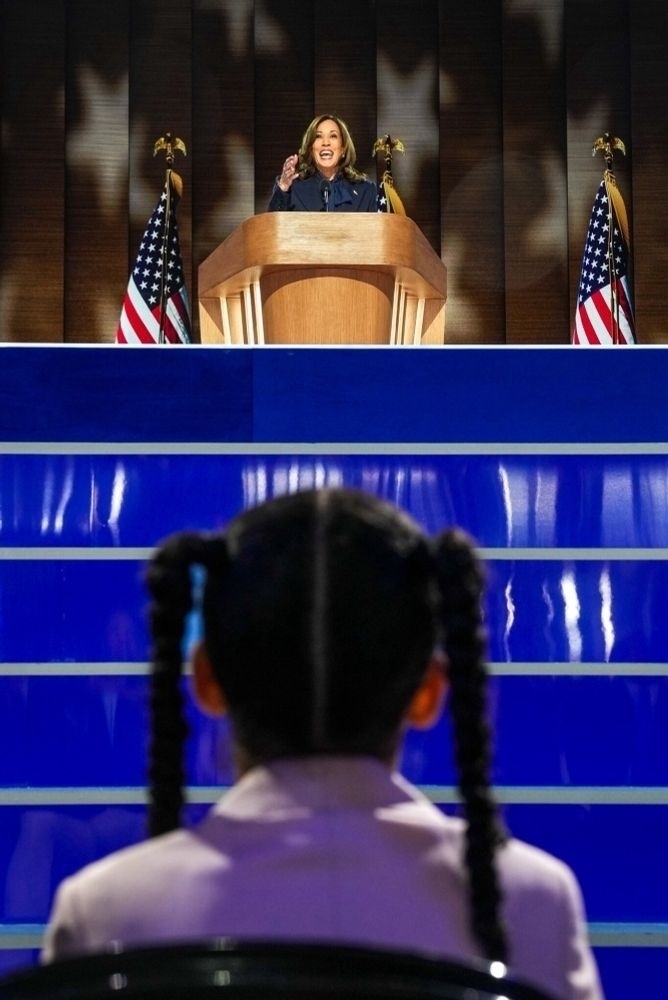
xmin=198 ymin=212 xmax=446 ymax=300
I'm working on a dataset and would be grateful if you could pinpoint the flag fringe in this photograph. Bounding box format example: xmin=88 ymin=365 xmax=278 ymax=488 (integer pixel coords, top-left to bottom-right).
xmin=603 ymin=169 xmax=630 ymax=248
xmin=380 ymin=171 xmax=406 ymax=215
xmin=169 ymin=169 xmax=183 ymax=199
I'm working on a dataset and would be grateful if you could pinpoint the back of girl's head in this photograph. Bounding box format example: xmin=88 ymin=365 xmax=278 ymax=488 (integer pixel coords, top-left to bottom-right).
xmin=203 ymin=488 xmax=435 ymax=759
xmin=146 ymin=486 xmax=507 ymax=963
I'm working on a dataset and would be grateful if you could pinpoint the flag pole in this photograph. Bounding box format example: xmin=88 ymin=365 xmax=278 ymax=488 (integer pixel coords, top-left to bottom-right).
xmin=373 ymin=134 xmax=406 ymax=214
xmin=153 ymin=133 xmax=187 ymax=344
xmin=592 ymin=133 xmax=627 ymax=344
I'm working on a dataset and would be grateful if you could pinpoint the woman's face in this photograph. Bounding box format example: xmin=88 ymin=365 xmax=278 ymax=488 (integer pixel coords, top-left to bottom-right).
xmin=311 ymin=119 xmax=344 ymax=179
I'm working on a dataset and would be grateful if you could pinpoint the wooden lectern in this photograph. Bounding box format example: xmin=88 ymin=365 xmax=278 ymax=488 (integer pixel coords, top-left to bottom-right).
xmin=198 ymin=213 xmax=446 ymax=345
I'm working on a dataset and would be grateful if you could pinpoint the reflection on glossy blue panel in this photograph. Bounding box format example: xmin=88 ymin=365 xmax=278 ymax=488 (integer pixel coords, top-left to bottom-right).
xmin=503 ymin=805 xmax=668 ymax=922
xmin=2 ymin=556 xmax=666 ymax=663
xmin=0 ymin=806 xmax=145 ymax=923
xmin=0 ymin=677 xmax=231 ymax=787
xmin=0 ymin=952 xmax=40 ymax=975
xmin=3 ymin=453 xmax=668 ymax=549
xmin=0 ymin=455 xmax=249 ymax=548
xmin=2 ymin=673 xmax=668 ymax=787
xmin=594 ymin=947 xmax=668 ymax=1000
xmin=0 ymin=562 xmax=148 ymax=661
xmin=491 ymin=676 xmax=668 ymax=787
xmin=0 ymin=803 xmax=208 ymax=924
xmin=485 ymin=560 xmax=668 ymax=662
xmin=403 ymin=675 xmax=668 ymax=787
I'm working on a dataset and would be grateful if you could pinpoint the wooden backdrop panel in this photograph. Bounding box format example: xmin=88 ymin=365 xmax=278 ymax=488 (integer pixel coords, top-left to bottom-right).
xmin=439 ymin=0 xmax=505 ymax=344
xmin=502 ymin=1 xmax=569 ymax=344
xmin=64 ymin=0 xmax=129 ymax=343
xmin=1 ymin=1 xmax=65 ymax=343
xmin=314 ymin=0 xmax=376 ymax=181
xmin=376 ymin=0 xmax=440 ymax=253
xmin=193 ymin=0 xmax=254 ymax=289
xmin=0 ymin=0 xmax=666 ymax=345
xmin=253 ymin=1 xmax=315 ymax=217
xmin=629 ymin=1 xmax=668 ymax=344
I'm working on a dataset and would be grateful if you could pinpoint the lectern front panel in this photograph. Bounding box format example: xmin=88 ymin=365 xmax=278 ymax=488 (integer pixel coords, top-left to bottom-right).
xmin=261 ymin=268 xmax=394 ymax=345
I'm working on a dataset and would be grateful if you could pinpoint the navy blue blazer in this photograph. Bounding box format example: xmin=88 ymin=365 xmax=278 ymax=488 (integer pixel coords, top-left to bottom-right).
xmin=268 ymin=173 xmax=378 ymax=213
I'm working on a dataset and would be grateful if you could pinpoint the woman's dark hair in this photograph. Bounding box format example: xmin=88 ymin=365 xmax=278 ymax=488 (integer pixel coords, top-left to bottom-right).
xmin=297 ymin=114 xmax=367 ymax=182
xmin=145 ymin=487 xmax=507 ymax=963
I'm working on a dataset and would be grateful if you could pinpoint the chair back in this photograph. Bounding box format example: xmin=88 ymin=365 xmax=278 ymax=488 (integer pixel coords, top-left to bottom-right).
xmin=0 ymin=940 xmax=558 ymax=1000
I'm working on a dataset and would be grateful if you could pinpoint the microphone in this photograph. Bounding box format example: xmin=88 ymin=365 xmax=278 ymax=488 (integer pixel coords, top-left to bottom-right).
xmin=320 ymin=179 xmax=331 ymax=211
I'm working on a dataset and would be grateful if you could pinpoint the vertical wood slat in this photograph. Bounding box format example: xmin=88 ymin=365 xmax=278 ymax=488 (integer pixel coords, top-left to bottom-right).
xmin=0 ymin=1 xmax=65 ymax=342
xmin=439 ymin=0 xmax=505 ymax=344
xmin=128 ymin=0 xmax=193 ymax=338
xmin=376 ymin=0 xmax=441 ymax=254
xmin=253 ymin=1 xmax=315 ymax=217
xmin=502 ymin=0 xmax=569 ymax=344
xmin=64 ymin=0 xmax=129 ymax=343
xmin=314 ymin=0 xmax=377 ymax=182
xmin=193 ymin=0 xmax=255 ymax=335
xmin=565 ymin=0 xmax=633 ymax=344
xmin=629 ymin=0 xmax=668 ymax=344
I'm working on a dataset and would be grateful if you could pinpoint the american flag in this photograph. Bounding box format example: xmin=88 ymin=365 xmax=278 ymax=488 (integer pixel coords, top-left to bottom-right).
xmin=572 ymin=177 xmax=635 ymax=345
xmin=116 ymin=173 xmax=191 ymax=344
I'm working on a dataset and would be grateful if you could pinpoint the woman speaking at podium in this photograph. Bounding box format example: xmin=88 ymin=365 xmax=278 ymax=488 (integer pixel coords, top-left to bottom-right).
xmin=268 ymin=114 xmax=378 ymax=212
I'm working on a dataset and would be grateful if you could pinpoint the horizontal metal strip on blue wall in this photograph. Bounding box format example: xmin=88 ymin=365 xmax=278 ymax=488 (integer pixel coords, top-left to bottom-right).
xmin=3 ymin=442 xmax=668 ymax=454
xmin=3 ymin=662 xmax=668 ymax=676
xmin=3 ymin=924 xmax=667 ymax=950
xmin=3 ymin=547 xmax=668 ymax=560
xmin=0 ymin=926 xmax=43 ymax=948
xmin=1 ymin=787 xmax=667 ymax=806
xmin=1 ymin=451 xmax=668 ymax=549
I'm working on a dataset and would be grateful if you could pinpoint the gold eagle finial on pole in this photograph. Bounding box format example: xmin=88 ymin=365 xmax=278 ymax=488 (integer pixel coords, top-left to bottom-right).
xmin=591 ymin=132 xmax=630 ymax=248
xmin=592 ymin=133 xmax=626 ymax=170
xmin=153 ymin=133 xmax=187 ymax=197
xmin=154 ymin=132 xmax=187 ymax=165
xmin=372 ymin=134 xmax=406 ymax=162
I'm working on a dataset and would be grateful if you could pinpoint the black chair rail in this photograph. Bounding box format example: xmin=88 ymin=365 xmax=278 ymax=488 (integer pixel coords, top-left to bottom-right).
xmin=0 ymin=940 xmax=558 ymax=1000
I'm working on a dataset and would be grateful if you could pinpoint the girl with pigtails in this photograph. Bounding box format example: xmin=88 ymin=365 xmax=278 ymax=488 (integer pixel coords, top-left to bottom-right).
xmin=42 ymin=488 xmax=602 ymax=1000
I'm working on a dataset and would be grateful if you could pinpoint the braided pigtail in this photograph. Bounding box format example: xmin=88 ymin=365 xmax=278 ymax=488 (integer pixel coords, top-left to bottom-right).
xmin=433 ymin=529 xmax=508 ymax=964
xmin=145 ymin=531 xmax=224 ymax=837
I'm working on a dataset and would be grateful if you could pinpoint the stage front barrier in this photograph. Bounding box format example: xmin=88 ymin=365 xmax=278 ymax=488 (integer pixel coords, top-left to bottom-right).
xmin=198 ymin=213 xmax=447 ymax=346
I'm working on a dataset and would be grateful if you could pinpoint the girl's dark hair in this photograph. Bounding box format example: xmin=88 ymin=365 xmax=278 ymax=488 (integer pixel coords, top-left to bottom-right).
xmin=145 ymin=487 xmax=507 ymax=963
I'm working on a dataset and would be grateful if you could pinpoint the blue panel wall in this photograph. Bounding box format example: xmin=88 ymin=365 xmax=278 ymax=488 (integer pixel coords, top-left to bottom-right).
xmin=1 ymin=344 xmax=667 ymax=998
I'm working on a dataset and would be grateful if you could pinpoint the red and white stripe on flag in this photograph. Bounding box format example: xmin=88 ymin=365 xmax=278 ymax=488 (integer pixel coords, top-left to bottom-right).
xmin=573 ymin=275 xmax=635 ymax=345
xmin=117 ymin=278 xmax=191 ymax=345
